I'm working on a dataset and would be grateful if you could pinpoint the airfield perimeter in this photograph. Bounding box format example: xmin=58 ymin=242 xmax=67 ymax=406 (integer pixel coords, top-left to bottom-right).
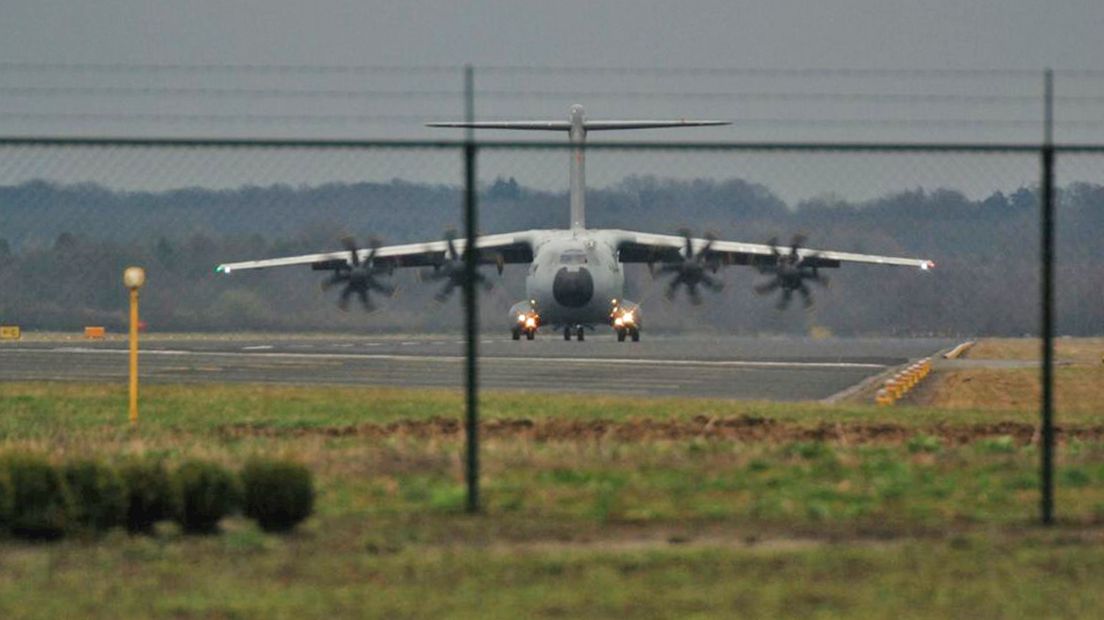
xmin=0 ymin=333 xmax=954 ymax=400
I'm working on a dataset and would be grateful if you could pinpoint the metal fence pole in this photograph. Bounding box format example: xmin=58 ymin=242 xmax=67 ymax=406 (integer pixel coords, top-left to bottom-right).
xmin=1040 ymin=68 xmax=1055 ymax=525
xmin=462 ymin=64 xmax=480 ymax=514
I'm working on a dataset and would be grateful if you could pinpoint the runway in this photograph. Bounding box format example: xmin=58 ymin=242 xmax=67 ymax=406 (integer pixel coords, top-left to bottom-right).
xmin=0 ymin=334 xmax=954 ymax=400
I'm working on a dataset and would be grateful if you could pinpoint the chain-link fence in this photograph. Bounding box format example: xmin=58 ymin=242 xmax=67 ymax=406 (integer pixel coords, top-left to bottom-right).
xmin=0 ymin=108 xmax=1100 ymax=522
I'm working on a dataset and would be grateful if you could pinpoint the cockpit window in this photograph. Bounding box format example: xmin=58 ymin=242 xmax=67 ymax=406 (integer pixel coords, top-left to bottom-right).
xmin=560 ymin=252 xmax=587 ymax=264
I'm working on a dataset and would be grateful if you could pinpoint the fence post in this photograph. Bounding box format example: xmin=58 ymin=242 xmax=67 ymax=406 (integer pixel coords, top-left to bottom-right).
xmin=462 ymin=64 xmax=480 ymax=514
xmin=1040 ymin=68 xmax=1055 ymax=525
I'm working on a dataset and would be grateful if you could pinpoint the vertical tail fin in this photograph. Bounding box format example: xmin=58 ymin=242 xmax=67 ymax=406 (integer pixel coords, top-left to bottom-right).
xmin=429 ymin=105 xmax=730 ymax=230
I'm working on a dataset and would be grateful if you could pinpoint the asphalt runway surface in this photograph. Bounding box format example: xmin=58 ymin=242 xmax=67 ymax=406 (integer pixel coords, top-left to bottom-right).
xmin=0 ymin=334 xmax=955 ymax=400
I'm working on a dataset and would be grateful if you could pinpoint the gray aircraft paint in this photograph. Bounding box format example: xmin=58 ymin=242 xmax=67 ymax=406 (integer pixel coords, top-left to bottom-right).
xmin=218 ymin=106 xmax=933 ymax=337
xmin=429 ymin=105 xmax=728 ymax=331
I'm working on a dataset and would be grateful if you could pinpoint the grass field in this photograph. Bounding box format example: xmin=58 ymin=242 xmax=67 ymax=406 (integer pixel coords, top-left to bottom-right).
xmin=2 ymin=342 xmax=1104 ymax=617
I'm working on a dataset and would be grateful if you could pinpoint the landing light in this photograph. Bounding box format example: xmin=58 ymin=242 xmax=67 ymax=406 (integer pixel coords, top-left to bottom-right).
xmin=525 ymin=317 xmax=537 ymax=329
xmin=517 ymin=313 xmax=526 ymax=322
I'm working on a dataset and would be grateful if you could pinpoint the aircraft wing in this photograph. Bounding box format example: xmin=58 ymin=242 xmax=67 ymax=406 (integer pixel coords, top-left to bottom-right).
xmin=215 ymin=232 xmax=535 ymax=274
xmin=610 ymin=230 xmax=935 ymax=271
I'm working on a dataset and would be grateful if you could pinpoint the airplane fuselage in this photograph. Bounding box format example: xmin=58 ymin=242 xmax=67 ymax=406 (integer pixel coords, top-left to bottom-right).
xmin=523 ymin=230 xmax=624 ymax=326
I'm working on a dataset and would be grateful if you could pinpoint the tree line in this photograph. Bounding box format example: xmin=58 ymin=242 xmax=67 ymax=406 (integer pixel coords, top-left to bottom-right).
xmin=0 ymin=176 xmax=1100 ymax=335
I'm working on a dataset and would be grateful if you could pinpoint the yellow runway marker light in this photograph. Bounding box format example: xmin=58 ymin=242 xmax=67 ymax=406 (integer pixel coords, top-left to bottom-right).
xmin=0 ymin=325 xmax=20 ymax=340
xmin=124 ymin=266 xmax=146 ymax=426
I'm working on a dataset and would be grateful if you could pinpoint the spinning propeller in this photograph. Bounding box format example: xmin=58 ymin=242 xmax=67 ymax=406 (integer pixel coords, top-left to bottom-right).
xmin=754 ymin=235 xmax=829 ymax=310
xmin=319 ymin=237 xmax=395 ymax=311
xmin=652 ymin=229 xmax=724 ymax=305
xmin=422 ymin=230 xmax=496 ymax=302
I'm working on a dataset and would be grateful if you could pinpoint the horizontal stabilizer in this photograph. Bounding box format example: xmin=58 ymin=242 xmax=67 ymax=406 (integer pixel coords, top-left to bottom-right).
xmin=584 ymin=120 xmax=730 ymax=131
xmin=426 ymin=121 xmax=571 ymax=130
xmin=426 ymin=120 xmax=731 ymax=131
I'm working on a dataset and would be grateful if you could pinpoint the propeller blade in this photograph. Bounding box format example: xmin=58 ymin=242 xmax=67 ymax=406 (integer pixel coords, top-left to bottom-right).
xmin=341 ymin=237 xmax=360 ymax=266
xmin=338 ymin=285 xmax=354 ymax=312
xmin=445 ymin=233 xmax=458 ymax=261
xmin=434 ymin=282 xmax=455 ymax=303
xmin=664 ymin=278 xmax=679 ymax=300
xmin=320 ymin=272 xmax=347 ymax=291
xmin=778 ymin=289 xmax=793 ymax=311
xmin=798 ymin=282 xmax=814 ymax=308
xmin=700 ymin=272 xmax=724 ymax=292
xmin=678 ymin=228 xmax=693 ymax=259
xmin=688 ymin=283 xmax=703 ymax=306
xmin=356 ymin=288 xmax=374 ymax=312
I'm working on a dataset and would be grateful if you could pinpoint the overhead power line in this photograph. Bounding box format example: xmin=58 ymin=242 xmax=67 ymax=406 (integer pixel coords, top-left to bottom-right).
xmin=2 ymin=112 xmax=1101 ymax=128
xmin=4 ymin=86 xmax=1104 ymax=104
xmin=2 ymin=61 xmax=1104 ymax=79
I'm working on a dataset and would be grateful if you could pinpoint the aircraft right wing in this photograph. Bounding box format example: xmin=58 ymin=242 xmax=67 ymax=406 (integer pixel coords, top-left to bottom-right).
xmin=215 ymin=232 xmax=535 ymax=274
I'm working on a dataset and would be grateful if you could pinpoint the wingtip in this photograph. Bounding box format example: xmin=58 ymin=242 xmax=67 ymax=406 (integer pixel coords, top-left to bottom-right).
xmin=921 ymin=260 xmax=936 ymax=271
xmin=215 ymin=265 xmax=230 ymax=274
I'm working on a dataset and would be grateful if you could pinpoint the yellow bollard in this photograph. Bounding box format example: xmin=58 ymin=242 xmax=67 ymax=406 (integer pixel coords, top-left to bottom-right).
xmin=123 ymin=267 xmax=146 ymax=426
xmin=875 ymin=388 xmax=893 ymax=406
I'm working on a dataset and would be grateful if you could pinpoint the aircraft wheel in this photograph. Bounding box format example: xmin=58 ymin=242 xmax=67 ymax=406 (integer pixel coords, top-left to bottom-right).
xmin=511 ymin=328 xmax=521 ymax=341
xmin=630 ymin=328 xmax=640 ymax=342
xmin=563 ymin=327 xmax=572 ymax=341
xmin=525 ymin=330 xmax=535 ymax=341
xmin=576 ymin=326 xmax=585 ymax=341
xmin=617 ymin=329 xmax=626 ymax=342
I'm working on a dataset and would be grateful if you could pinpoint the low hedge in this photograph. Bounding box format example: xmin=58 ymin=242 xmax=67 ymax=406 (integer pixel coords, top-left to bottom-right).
xmin=241 ymin=459 xmax=315 ymax=532
xmin=174 ymin=460 xmax=242 ymax=534
xmin=3 ymin=454 xmax=72 ymax=540
xmin=0 ymin=455 xmax=315 ymax=540
xmin=64 ymin=459 xmax=128 ymax=532
xmin=119 ymin=457 xmax=178 ymax=534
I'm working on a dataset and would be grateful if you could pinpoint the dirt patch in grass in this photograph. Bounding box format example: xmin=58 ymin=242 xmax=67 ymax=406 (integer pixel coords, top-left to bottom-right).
xmin=217 ymin=414 xmax=1104 ymax=445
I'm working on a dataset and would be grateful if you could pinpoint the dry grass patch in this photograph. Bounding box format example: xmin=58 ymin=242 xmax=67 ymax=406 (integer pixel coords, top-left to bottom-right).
xmin=968 ymin=338 xmax=1104 ymax=363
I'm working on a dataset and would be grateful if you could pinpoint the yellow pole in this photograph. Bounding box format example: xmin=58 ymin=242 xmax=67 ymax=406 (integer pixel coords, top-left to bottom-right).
xmin=129 ymin=287 xmax=139 ymax=426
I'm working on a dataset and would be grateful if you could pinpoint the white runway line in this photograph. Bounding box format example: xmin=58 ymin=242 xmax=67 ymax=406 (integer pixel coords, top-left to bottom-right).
xmin=241 ymin=345 xmax=273 ymax=350
xmin=3 ymin=347 xmax=886 ymax=370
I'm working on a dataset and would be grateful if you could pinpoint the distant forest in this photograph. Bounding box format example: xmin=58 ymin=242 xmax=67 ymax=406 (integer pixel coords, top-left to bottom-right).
xmin=1 ymin=175 xmax=1101 ymax=336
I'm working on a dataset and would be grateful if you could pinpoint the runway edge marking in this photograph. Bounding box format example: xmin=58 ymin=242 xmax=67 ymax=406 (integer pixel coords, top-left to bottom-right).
xmin=2 ymin=347 xmax=887 ymax=370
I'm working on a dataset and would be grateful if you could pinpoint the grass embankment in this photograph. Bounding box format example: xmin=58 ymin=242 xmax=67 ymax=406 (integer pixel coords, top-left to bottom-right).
xmin=916 ymin=338 xmax=1104 ymax=414
xmin=1 ymin=379 xmax=1104 ymax=617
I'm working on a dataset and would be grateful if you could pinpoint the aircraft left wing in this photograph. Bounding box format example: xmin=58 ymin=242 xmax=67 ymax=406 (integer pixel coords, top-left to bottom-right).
xmin=215 ymin=232 xmax=535 ymax=274
xmin=609 ymin=230 xmax=935 ymax=271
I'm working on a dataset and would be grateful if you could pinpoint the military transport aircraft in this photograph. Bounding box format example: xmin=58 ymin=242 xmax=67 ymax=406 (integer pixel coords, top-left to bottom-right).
xmin=215 ymin=104 xmax=935 ymax=342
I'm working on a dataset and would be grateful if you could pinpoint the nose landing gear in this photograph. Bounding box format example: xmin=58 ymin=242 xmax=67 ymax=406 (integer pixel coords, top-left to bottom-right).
xmin=563 ymin=325 xmax=586 ymax=341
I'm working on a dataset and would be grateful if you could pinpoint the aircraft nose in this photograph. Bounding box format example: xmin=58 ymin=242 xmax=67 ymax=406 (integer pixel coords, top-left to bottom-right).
xmin=552 ymin=267 xmax=594 ymax=308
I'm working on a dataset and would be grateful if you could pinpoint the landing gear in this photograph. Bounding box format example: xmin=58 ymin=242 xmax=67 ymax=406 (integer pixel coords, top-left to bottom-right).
xmin=513 ymin=327 xmax=536 ymax=340
xmin=526 ymin=330 xmax=535 ymax=341
xmin=563 ymin=327 xmax=572 ymax=341
xmin=512 ymin=327 xmax=521 ymax=340
xmin=576 ymin=325 xmax=585 ymax=341
xmin=615 ymin=327 xmax=640 ymax=342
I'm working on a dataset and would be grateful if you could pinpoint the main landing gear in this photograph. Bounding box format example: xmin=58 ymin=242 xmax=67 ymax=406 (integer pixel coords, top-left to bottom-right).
xmin=616 ymin=327 xmax=640 ymax=342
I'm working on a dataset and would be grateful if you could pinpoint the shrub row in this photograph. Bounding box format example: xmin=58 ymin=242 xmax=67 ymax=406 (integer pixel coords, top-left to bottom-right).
xmin=0 ymin=455 xmax=314 ymax=540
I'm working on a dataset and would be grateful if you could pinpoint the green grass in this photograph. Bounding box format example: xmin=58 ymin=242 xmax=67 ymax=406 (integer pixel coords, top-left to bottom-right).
xmin=2 ymin=531 xmax=1104 ymax=618
xmin=1 ymin=381 xmax=1104 ymax=617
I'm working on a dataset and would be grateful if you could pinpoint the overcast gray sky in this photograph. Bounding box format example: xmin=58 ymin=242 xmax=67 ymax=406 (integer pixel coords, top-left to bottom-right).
xmin=4 ymin=1 xmax=1102 ymax=72
xmin=1 ymin=1 xmax=1102 ymax=202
